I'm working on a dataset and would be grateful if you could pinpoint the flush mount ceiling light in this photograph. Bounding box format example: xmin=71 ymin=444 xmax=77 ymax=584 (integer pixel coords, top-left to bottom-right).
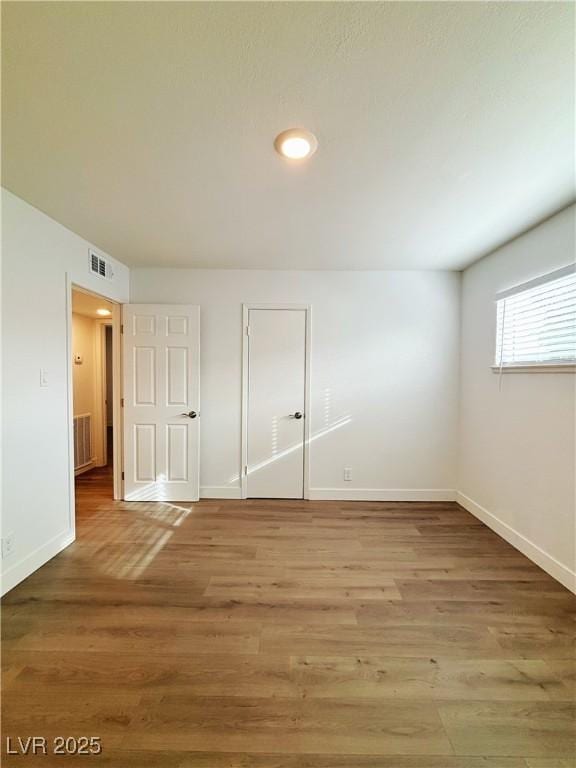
xmin=274 ymin=128 xmax=318 ymax=160
xmin=96 ymin=308 xmax=111 ymax=316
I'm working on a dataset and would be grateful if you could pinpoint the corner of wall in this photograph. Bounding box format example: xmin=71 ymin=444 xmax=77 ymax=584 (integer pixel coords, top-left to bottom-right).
xmin=1 ymin=528 xmax=75 ymax=596
xmin=457 ymin=492 xmax=575 ymax=593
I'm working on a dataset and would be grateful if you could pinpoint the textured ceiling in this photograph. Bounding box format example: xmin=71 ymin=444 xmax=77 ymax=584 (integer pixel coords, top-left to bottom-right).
xmin=2 ymin=2 xmax=574 ymax=270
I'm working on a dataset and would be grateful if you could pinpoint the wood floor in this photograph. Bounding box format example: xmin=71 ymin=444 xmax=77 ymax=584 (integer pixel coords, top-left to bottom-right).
xmin=2 ymin=466 xmax=575 ymax=766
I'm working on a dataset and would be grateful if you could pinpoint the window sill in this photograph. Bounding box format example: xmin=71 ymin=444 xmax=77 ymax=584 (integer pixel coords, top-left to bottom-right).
xmin=491 ymin=364 xmax=576 ymax=374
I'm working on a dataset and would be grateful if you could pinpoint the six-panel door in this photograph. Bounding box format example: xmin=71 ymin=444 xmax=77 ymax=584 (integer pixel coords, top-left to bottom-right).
xmin=122 ymin=305 xmax=200 ymax=501
xmin=247 ymin=308 xmax=307 ymax=499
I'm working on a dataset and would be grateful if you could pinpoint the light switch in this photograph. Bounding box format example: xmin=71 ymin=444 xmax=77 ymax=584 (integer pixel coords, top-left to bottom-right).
xmin=40 ymin=368 xmax=49 ymax=387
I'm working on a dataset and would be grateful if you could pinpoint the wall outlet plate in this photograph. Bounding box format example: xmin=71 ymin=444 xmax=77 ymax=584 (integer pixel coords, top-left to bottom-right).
xmin=1 ymin=534 xmax=15 ymax=559
xmin=344 ymin=467 xmax=352 ymax=481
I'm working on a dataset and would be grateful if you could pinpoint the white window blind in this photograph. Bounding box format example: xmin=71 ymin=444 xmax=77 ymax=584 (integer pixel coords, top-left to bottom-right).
xmin=495 ymin=265 xmax=576 ymax=368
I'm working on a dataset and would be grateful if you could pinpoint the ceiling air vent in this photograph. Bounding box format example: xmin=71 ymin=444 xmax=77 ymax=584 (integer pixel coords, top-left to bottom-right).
xmin=88 ymin=249 xmax=114 ymax=281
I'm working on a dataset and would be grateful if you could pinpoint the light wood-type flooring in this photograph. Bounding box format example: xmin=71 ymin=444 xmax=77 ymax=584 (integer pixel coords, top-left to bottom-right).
xmin=2 ymin=465 xmax=575 ymax=766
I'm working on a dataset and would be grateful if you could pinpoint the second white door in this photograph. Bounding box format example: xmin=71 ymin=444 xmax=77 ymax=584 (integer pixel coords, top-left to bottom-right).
xmin=246 ymin=307 xmax=308 ymax=499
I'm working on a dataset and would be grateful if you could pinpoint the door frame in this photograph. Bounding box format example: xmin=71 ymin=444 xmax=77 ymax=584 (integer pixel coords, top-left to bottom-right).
xmin=66 ymin=278 xmax=123 ymax=535
xmin=241 ymin=303 xmax=312 ymax=500
xmin=97 ymin=321 xmax=113 ymax=467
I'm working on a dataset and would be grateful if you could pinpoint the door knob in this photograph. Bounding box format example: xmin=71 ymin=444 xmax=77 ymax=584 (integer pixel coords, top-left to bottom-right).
xmin=290 ymin=412 xmax=303 ymax=419
xmin=180 ymin=410 xmax=198 ymax=419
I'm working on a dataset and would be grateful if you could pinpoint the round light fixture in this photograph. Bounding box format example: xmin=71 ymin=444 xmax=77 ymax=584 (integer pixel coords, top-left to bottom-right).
xmin=274 ymin=129 xmax=318 ymax=160
xmin=96 ymin=308 xmax=111 ymax=316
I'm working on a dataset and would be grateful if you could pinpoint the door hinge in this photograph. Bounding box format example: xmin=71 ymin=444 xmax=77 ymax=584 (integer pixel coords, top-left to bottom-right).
xmin=121 ymin=398 xmax=124 ymax=407
xmin=244 ymin=465 xmax=248 ymax=476
xmin=120 ymin=324 xmax=124 ymax=334
xmin=245 ymin=325 xmax=250 ymax=336
xmin=122 ymin=471 xmax=125 ymax=480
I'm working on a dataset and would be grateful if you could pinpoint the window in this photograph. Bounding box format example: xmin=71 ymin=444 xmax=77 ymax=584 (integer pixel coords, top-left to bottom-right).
xmin=495 ymin=265 xmax=576 ymax=370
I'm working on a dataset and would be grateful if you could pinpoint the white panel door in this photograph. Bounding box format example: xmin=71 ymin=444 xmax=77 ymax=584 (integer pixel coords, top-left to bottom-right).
xmin=247 ymin=309 xmax=307 ymax=499
xmin=123 ymin=305 xmax=200 ymax=501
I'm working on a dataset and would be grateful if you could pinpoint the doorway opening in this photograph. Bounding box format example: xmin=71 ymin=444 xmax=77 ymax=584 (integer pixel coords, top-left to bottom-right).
xmin=70 ymin=285 xmax=121 ymax=510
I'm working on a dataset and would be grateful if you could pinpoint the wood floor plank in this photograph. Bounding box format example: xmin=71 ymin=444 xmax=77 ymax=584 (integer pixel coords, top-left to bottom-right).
xmin=356 ymin=599 xmax=576 ymax=627
xmin=2 ymin=689 xmax=139 ymax=748
xmin=432 ymin=659 xmax=572 ymax=701
xmin=290 ymin=655 xmax=438 ymax=699
xmin=396 ymin=579 xmax=570 ymax=602
xmin=489 ymin=625 xmax=575 ymax=660
xmin=438 ymin=701 xmax=576 ymax=757
xmin=261 ymin=623 xmax=504 ymax=658
xmin=2 ymin=598 xmax=358 ymax=626
xmin=10 ymin=620 xmax=262 ymax=655
xmin=8 ymin=652 xmax=299 ymax=698
xmin=2 ymin=751 xmax=530 ymax=768
xmin=122 ymin=695 xmax=453 ymax=755
xmin=205 ymin=575 xmax=402 ymax=600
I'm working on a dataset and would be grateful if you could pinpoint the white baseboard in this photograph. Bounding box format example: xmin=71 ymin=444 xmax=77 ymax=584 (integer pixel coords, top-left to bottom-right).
xmin=456 ymin=492 xmax=576 ymax=594
xmin=309 ymin=488 xmax=457 ymax=502
xmin=74 ymin=461 xmax=94 ymax=477
xmin=200 ymin=486 xmax=242 ymax=499
xmin=1 ymin=528 xmax=75 ymax=596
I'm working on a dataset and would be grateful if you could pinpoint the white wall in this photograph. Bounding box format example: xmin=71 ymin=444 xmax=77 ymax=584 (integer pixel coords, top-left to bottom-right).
xmin=131 ymin=269 xmax=461 ymax=500
xmin=1 ymin=189 xmax=129 ymax=595
xmin=72 ymin=313 xmax=97 ymax=416
xmin=458 ymin=204 xmax=576 ymax=591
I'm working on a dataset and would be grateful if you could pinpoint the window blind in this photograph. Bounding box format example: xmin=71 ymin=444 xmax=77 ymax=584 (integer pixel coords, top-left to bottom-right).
xmin=495 ymin=265 xmax=576 ymax=367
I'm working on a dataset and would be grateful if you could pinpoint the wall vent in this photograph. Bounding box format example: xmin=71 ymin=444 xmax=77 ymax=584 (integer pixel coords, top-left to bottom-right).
xmin=74 ymin=413 xmax=93 ymax=471
xmin=88 ymin=249 xmax=114 ymax=281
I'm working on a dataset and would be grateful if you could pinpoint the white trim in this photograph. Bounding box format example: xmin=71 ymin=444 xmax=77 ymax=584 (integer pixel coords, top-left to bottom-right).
xmin=1 ymin=528 xmax=75 ymax=596
xmin=68 ymin=278 xmax=123 ymax=502
xmin=457 ymin=492 xmax=576 ymax=594
xmin=74 ymin=461 xmax=95 ymax=477
xmin=310 ymin=488 xmax=457 ymax=502
xmin=241 ymin=304 xmax=249 ymax=499
xmin=491 ymin=364 xmax=576 ymax=374
xmin=241 ymin=303 xmax=312 ymax=500
xmin=200 ymin=486 xmax=242 ymax=499
xmin=65 ymin=275 xmax=76 ymax=537
xmin=303 ymin=307 xmax=312 ymax=498
xmin=496 ymin=263 xmax=576 ymax=301
xmin=241 ymin=303 xmax=312 ymax=311
xmin=112 ymin=302 xmax=122 ymax=500
xmin=93 ymin=321 xmax=108 ymax=467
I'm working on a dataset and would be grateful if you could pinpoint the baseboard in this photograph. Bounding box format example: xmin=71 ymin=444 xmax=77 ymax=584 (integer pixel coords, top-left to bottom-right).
xmin=1 ymin=528 xmax=75 ymax=596
xmin=309 ymin=488 xmax=457 ymax=502
xmin=456 ymin=492 xmax=576 ymax=594
xmin=200 ymin=486 xmax=242 ymax=499
xmin=74 ymin=462 xmax=94 ymax=477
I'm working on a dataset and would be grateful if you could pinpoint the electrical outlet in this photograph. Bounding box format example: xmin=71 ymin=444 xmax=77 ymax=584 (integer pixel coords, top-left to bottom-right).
xmin=343 ymin=467 xmax=352 ymax=482
xmin=1 ymin=534 xmax=15 ymax=559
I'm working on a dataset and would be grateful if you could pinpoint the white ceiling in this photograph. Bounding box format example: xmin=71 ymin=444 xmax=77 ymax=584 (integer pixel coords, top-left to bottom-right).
xmin=72 ymin=290 xmax=114 ymax=319
xmin=2 ymin=2 xmax=574 ymax=271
